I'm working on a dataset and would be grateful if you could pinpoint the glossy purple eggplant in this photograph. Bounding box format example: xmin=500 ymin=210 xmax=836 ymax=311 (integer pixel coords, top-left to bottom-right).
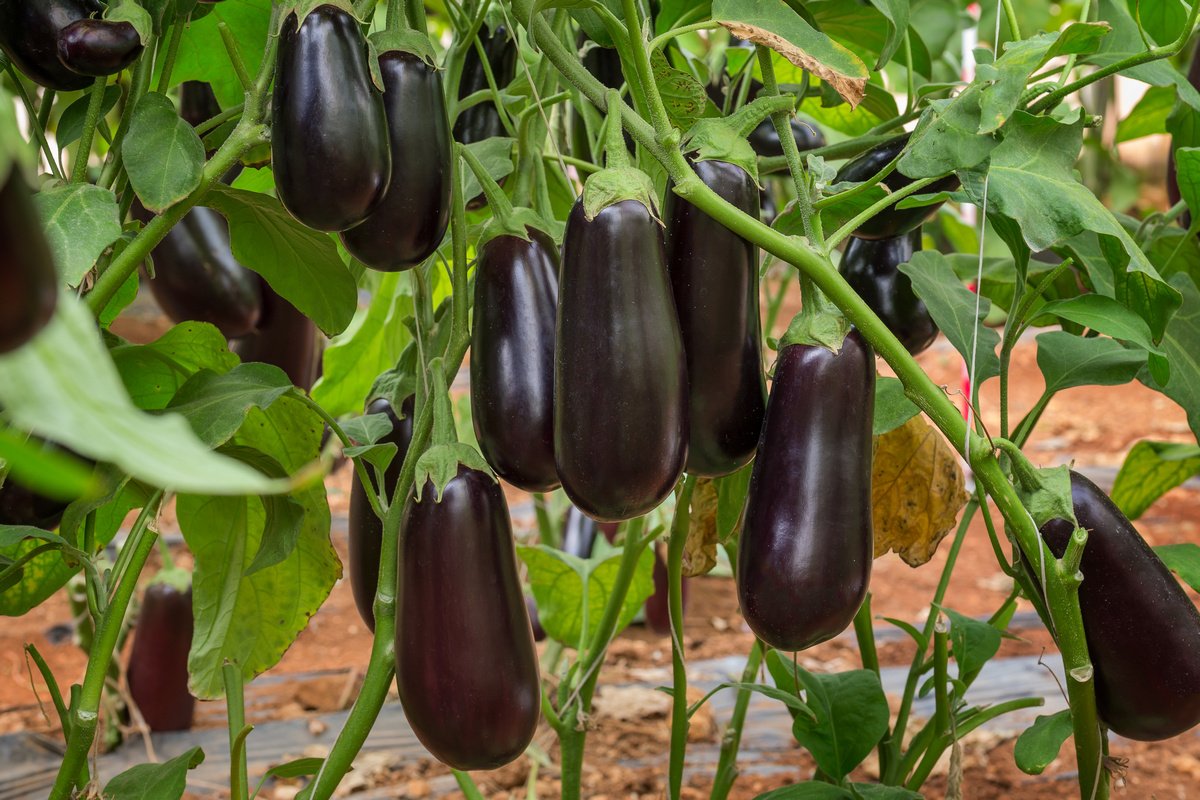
xmin=748 ymin=117 xmax=825 ymax=158
xmin=737 ymin=333 xmax=875 ymax=652
xmin=340 ymin=50 xmax=451 ymax=270
xmin=0 ymin=171 xmax=58 ymax=354
xmin=231 ymin=279 xmax=319 ymax=390
xmin=179 ymin=81 xmax=221 ymax=128
xmin=561 ymin=504 xmax=598 ymax=559
xmin=834 ymin=135 xmax=957 ymax=240
xmin=644 ymin=545 xmax=688 ymax=635
xmin=840 ymin=230 xmax=938 ymax=356
xmin=271 ymin=5 xmax=390 ymax=231
xmin=526 ymin=593 xmax=546 ymax=642
xmin=1039 ymin=471 xmax=1200 ymax=741
xmin=555 ymin=198 xmax=688 ymax=522
xmin=57 ymin=18 xmax=143 ymax=77
xmin=395 ymin=467 xmax=540 ymax=770
xmin=666 ymin=160 xmax=765 ymax=477
xmin=0 ymin=0 xmax=102 ymax=90
xmin=127 ymin=582 xmax=195 ymax=732
xmin=453 ymin=24 xmax=516 ymax=145
xmin=471 ymin=230 xmax=559 ymax=491
xmin=348 ymin=395 xmax=414 ymax=631
xmin=0 ymin=478 xmax=69 ymax=529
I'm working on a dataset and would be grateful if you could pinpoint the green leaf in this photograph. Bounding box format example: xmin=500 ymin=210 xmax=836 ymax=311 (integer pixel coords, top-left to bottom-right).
xmin=712 ymin=0 xmax=869 ymax=107
xmin=942 ymin=607 xmax=1001 ymax=682
xmin=766 ymin=650 xmax=889 ymax=781
xmin=124 ymin=92 xmax=205 ymax=212
xmin=167 ymin=363 xmax=294 ymax=446
xmin=32 ymin=184 xmax=121 ymax=287
xmin=651 ymin=51 xmax=707 ymax=132
xmin=1155 ymin=543 xmax=1200 ymax=593
xmin=0 ymin=430 xmax=95 ymax=501
xmin=899 ymin=83 xmax=995 ymax=178
xmin=865 ymin=0 xmax=909 ymax=68
xmin=1112 ymin=440 xmax=1200 ymax=519
xmin=1013 ymin=710 xmax=1073 ymax=775
xmin=1036 ymin=295 xmax=1162 ymax=354
xmin=849 ymin=786 xmax=923 ymax=800
xmin=1034 ymin=331 xmax=1147 ymax=396
xmin=0 ymin=295 xmax=287 ymax=495
xmin=1116 ymin=85 xmax=1176 ymax=142
xmin=460 ymin=137 xmax=517 ymax=203
xmin=259 ymin=756 xmax=326 ymax=783
xmin=1174 ymin=147 xmax=1200 ymax=219
xmin=111 ymin=322 xmax=240 ymax=411
xmin=180 ymin=397 xmax=339 ymax=698
xmin=56 ymin=86 xmax=122 ymax=155
xmin=206 ymin=186 xmax=356 ymax=336
xmin=165 ymin=0 xmax=271 ymax=107
xmin=873 ymin=376 xmax=919 ymax=436
xmin=1086 ymin=0 xmax=1200 ymax=111
xmin=1138 ymin=274 xmax=1200 ymax=440
xmin=103 ymin=746 xmax=205 ymax=800
xmin=312 ymin=272 xmax=413 ymax=417
xmin=715 ymin=462 xmax=752 ymax=545
xmin=900 ymin=251 xmax=1001 ymax=386
xmin=518 ymin=543 xmax=655 ymax=649
xmin=753 ymin=783 xmax=852 ymax=800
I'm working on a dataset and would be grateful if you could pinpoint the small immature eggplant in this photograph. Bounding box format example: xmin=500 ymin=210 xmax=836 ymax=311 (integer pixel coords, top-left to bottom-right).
xmin=666 ymin=160 xmax=766 ymax=477
xmin=57 ymin=18 xmax=143 ymax=77
xmin=145 ymin=206 xmax=262 ymax=339
xmin=0 ymin=0 xmax=102 ymax=90
xmin=738 ymin=333 xmax=875 ymax=652
xmin=127 ymin=581 xmax=195 ymax=732
xmin=833 ymin=135 xmax=957 ymax=240
xmin=272 ymin=4 xmax=390 ymax=231
xmin=347 ymin=395 xmax=414 ymax=631
xmin=0 ymin=171 xmax=58 ymax=354
xmin=840 ymin=230 xmax=938 ymax=356
xmin=561 ymin=504 xmax=598 ymax=559
xmin=1040 ymin=472 xmax=1200 ymax=741
xmin=395 ymin=467 xmax=540 ymax=770
xmin=341 ymin=50 xmax=451 ymax=270
xmin=179 ymin=81 xmax=221 ymax=129
xmin=555 ymin=198 xmax=688 ymax=522
xmin=231 ymin=279 xmax=319 ymax=390
xmin=453 ymin=24 xmax=517 ymax=145
xmin=471 ymin=229 xmax=559 ymax=491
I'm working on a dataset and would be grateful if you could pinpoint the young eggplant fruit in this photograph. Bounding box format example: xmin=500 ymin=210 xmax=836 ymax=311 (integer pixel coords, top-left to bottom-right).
xmin=127 ymin=581 xmax=195 ymax=732
xmin=666 ymin=160 xmax=766 ymax=477
xmin=561 ymin=504 xmax=599 ymax=559
xmin=144 ymin=206 xmax=262 ymax=339
xmin=555 ymin=198 xmax=689 ymax=521
xmin=57 ymin=18 xmax=143 ymax=77
xmin=272 ymin=4 xmax=390 ymax=231
xmin=231 ymin=279 xmax=320 ymax=390
xmin=1040 ymin=471 xmax=1200 ymax=741
xmin=340 ymin=50 xmax=451 ymax=270
xmin=833 ymin=135 xmax=957 ymax=240
xmin=738 ymin=333 xmax=875 ymax=651
xmin=0 ymin=0 xmax=102 ymax=90
xmin=0 ymin=171 xmax=58 ymax=354
xmin=840 ymin=230 xmax=938 ymax=356
xmin=395 ymin=466 xmax=540 ymax=770
xmin=471 ymin=229 xmax=560 ymax=491
xmin=348 ymin=395 xmax=414 ymax=631
xmin=453 ymin=24 xmax=516 ymax=145
xmin=179 ymin=81 xmax=221 ymax=128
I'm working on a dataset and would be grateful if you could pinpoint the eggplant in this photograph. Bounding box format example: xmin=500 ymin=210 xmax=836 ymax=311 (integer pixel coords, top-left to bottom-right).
xmin=347 ymin=395 xmax=414 ymax=631
xmin=1039 ymin=471 xmax=1200 ymax=741
xmin=56 ymin=18 xmax=143 ymax=77
xmin=737 ymin=333 xmax=875 ymax=651
xmin=179 ymin=81 xmax=221 ymax=129
xmin=0 ymin=0 xmax=102 ymax=90
xmin=127 ymin=582 xmax=195 ymax=732
xmin=231 ymin=279 xmax=319 ymax=390
xmin=833 ymin=135 xmax=958 ymax=240
xmin=644 ymin=544 xmax=688 ymax=635
xmin=666 ymin=159 xmax=766 ymax=477
xmin=748 ymin=117 xmax=825 ymax=158
xmin=840 ymin=230 xmax=938 ymax=356
xmin=526 ymin=593 xmax=546 ymax=642
xmin=0 ymin=477 xmax=69 ymax=530
xmin=471 ymin=229 xmax=559 ymax=492
xmin=271 ymin=4 xmax=390 ymax=231
xmin=144 ymin=206 xmax=262 ymax=339
xmin=561 ymin=504 xmax=598 ymax=559
xmin=395 ymin=466 xmax=540 ymax=770
xmin=0 ymin=171 xmax=58 ymax=354
xmin=555 ymin=198 xmax=688 ymax=522
xmin=453 ymin=24 xmax=517 ymax=145
xmin=340 ymin=50 xmax=451 ymax=271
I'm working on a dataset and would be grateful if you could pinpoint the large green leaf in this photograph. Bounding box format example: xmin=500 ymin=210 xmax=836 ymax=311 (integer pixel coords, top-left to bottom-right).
xmin=1034 ymin=331 xmax=1147 ymax=396
xmin=1116 ymin=85 xmax=1176 ymax=142
xmin=165 ymin=0 xmax=271 ymax=107
xmin=1112 ymin=440 xmax=1200 ymax=519
xmin=0 ymin=296 xmax=286 ymax=494
xmin=124 ymin=92 xmax=205 ymax=212
xmin=111 ymin=322 xmax=240 ymax=411
xmin=899 ymin=83 xmax=995 ymax=178
xmin=1138 ymin=274 xmax=1200 ymax=439
xmin=1087 ymin=0 xmax=1200 ymax=111
xmin=167 ymin=363 xmax=294 ymax=446
xmin=32 ymin=184 xmax=121 ymax=287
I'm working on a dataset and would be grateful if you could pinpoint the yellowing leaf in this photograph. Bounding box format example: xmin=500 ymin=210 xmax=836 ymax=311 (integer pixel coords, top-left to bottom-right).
xmin=872 ymin=415 xmax=968 ymax=566
xmin=684 ymin=478 xmax=719 ymax=577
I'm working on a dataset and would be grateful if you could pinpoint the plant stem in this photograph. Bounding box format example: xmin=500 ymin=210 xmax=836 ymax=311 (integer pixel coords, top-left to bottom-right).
xmin=155 ymin=15 xmax=189 ymax=94
xmin=667 ymin=475 xmax=697 ymax=799
xmin=48 ymin=494 xmax=161 ymax=800
xmin=98 ymin=33 xmax=158 ymax=188
xmin=1001 ymin=0 xmax=1022 ymax=41
xmin=295 ymin=393 xmax=387 ymax=523
xmin=453 ymin=771 xmax=485 ymax=800
xmin=219 ymin=22 xmax=254 ymax=92
xmin=756 ymin=46 xmax=820 ymax=245
xmin=620 ymin=0 xmax=671 ymax=135
xmin=7 ymin=70 xmax=63 ymax=180
xmin=824 ymin=176 xmax=940 ymax=252
xmin=708 ymin=639 xmax=762 ymax=800
xmin=224 ymin=661 xmax=249 ymax=800
xmin=71 ymin=77 xmax=108 ymax=184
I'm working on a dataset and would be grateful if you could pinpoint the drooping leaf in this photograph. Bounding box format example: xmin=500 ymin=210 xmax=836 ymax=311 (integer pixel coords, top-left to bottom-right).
xmin=715 ymin=462 xmax=752 ymax=545
xmin=942 ymin=607 xmax=1002 ymax=683
xmin=1138 ymin=274 xmax=1200 ymax=439
xmin=651 ymin=51 xmax=707 ymax=132
xmin=460 ymin=137 xmax=517 ymax=204
xmin=1034 ymin=331 xmax=1147 ymax=397
xmin=684 ymin=478 xmax=719 ymax=577
xmin=1112 ymin=440 xmax=1200 ymax=519
xmin=1116 ymin=85 xmax=1176 ymax=142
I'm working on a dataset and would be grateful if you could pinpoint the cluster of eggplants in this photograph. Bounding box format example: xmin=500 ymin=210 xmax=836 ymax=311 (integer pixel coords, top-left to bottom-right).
xmin=1038 ymin=472 xmax=1200 ymax=741
xmin=347 ymin=395 xmax=414 ymax=631
xmin=127 ymin=581 xmax=195 ymax=732
xmin=840 ymin=229 xmax=938 ymax=356
xmin=0 ymin=0 xmax=142 ymax=90
xmin=0 ymin=169 xmax=58 ymax=354
xmin=453 ymin=24 xmax=517 ymax=145
xmin=738 ymin=334 xmax=875 ymax=652
xmin=834 ymin=135 xmax=957 ymax=240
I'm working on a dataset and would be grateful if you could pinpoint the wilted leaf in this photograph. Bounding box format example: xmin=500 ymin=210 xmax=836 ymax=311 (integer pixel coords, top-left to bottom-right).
xmin=684 ymin=478 xmax=718 ymax=577
xmin=872 ymin=415 xmax=968 ymax=566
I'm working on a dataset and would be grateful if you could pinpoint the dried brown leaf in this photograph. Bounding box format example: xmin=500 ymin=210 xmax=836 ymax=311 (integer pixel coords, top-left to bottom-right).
xmin=683 ymin=478 xmax=719 ymax=577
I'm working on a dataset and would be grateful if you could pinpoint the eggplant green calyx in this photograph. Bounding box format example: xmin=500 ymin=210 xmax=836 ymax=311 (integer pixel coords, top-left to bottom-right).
xmin=582 ymin=90 xmax=658 ymax=221
xmin=996 ymin=439 xmax=1080 ymax=531
xmin=457 ymin=142 xmax=553 ymax=248
xmin=684 ymin=95 xmax=795 ymax=185
xmin=370 ymin=30 xmax=436 ymax=67
xmin=413 ymin=358 xmax=493 ymax=501
xmin=105 ymin=0 xmax=153 ymax=45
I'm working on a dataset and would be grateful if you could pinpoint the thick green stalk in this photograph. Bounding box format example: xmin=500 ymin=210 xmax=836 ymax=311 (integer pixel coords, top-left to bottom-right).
xmin=7 ymin=71 xmax=63 ymax=180
xmin=155 ymin=16 xmax=189 ymax=94
xmin=708 ymin=639 xmax=762 ymax=800
xmin=620 ymin=0 xmax=671 ymax=135
xmin=453 ymin=771 xmax=485 ymax=800
xmin=224 ymin=662 xmax=249 ymax=800
xmin=48 ymin=495 xmax=162 ymax=800
xmin=755 ymin=46 xmax=820 ymax=245
xmin=667 ymin=475 xmax=697 ymax=799
xmin=71 ymin=77 xmax=108 ymax=184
